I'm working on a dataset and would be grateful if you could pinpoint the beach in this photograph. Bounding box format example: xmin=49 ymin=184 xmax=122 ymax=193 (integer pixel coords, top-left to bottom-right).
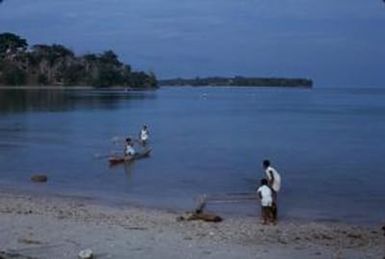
xmin=0 ymin=190 xmax=383 ymax=259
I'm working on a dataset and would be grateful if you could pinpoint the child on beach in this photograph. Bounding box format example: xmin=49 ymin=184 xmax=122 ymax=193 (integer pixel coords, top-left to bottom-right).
xmin=257 ymin=178 xmax=275 ymax=225
xmin=262 ymin=159 xmax=281 ymax=221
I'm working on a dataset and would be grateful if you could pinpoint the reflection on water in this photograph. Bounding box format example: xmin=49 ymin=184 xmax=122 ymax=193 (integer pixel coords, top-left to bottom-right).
xmin=0 ymin=88 xmax=157 ymax=113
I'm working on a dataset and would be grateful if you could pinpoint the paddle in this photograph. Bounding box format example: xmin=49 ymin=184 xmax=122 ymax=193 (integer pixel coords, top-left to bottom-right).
xmin=111 ymin=136 xmax=142 ymax=145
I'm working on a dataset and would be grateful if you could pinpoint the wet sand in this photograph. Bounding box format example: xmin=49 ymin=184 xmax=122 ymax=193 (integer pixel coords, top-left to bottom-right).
xmin=0 ymin=191 xmax=383 ymax=259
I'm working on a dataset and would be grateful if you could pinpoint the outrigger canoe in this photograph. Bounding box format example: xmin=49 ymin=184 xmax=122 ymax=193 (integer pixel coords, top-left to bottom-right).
xmin=108 ymin=148 xmax=152 ymax=166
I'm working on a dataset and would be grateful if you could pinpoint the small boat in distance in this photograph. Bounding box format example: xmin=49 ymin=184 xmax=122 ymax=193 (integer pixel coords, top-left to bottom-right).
xmin=108 ymin=148 xmax=152 ymax=166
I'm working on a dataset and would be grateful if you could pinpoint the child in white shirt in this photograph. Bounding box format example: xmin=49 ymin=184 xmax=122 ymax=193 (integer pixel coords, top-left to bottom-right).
xmin=257 ymin=178 xmax=275 ymax=225
xmin=124 ymin=138 xmax=136 ymax=157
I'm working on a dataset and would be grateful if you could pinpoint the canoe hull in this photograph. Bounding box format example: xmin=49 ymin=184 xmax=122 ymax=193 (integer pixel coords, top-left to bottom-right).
xmin=108 ymin=148 xmax=151 ymax=166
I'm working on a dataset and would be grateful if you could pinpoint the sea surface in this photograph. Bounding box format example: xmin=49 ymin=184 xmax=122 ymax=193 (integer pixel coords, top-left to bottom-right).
xmin=0 ymin=87 xmax=384 ymax=224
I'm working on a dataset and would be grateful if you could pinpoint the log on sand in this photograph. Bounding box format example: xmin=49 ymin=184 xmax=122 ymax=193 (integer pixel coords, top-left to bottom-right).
xmin=176 ymin=194 xmax=222 ymax=222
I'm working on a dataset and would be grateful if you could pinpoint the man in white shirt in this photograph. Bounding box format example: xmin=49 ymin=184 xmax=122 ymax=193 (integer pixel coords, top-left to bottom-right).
xmin=257 ymin=178 xmax=274 ymax=224
xmin=262 ymin=159 xmax=281 ymax=221
xmin=139 ymin=125 xmax=149 ymax=146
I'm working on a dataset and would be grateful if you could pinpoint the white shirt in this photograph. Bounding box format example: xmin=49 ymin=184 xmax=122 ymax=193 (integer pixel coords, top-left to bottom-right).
xmin=140 ymin=129 xmax=149 ymax=141
xmin=265 ymin=166 xmax=281 ymax=192
xmin=125 ymin=145 xmax=135 ymax=156
xmin=257 ymin=185 xmax=273 ymax=207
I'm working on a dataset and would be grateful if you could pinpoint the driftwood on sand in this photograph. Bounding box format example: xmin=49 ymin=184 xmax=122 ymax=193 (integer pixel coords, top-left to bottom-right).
xmin=176 ymin=211 xmax=222 ymax=223
xmin=176 ymin=192 xmax=259 ymax=223
xmin=176 ymin=194 xmax=222 ymax=222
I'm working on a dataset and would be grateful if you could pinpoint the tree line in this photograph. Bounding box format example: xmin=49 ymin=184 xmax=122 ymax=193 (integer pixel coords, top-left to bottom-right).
xmin=159 ymin=76 xmax=313 ymax=88
xmin=0 ymin=33 xmax=157 ymax=88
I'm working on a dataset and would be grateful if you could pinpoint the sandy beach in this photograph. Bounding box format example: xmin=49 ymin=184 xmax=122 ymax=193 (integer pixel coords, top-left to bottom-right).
xmin=0 ymin=190 xmax=383 ymax=259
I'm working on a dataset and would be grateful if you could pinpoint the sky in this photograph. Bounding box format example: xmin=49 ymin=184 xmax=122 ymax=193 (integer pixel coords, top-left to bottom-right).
xmin=0 ymin=0 xmax=384 ymax=87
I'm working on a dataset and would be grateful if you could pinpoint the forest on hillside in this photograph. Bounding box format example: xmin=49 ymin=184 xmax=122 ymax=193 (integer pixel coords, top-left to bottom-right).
xmin=0 ymin=33 xmax=157 ymax=88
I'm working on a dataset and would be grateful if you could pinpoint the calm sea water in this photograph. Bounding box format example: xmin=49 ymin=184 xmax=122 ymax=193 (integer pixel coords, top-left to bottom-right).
xmin=0 ymin=87 xmax=384 ymax=224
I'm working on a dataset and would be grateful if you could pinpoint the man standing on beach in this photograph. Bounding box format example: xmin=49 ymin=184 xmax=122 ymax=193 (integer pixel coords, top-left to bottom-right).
xmin=262 ymin=160 xmax=281 ymax=220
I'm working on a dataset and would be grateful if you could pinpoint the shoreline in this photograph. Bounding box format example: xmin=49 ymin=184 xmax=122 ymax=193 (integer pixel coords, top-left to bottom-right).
xmin=0 ymin=180 xmax=382 ymax=226
xmin=0 ymin=189 xmax=383 ymax=258
xmin=0 ymin=86 xmax=146 ymax=90
xmin=0 ymin=86 xmax=94 ymax=90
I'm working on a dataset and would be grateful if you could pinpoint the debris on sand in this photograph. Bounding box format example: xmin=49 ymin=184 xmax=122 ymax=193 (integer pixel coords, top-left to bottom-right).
xmin=177 ymin=194 xmax=222 ymax=222
xmin=177 ymin=211 xmax=222 ymax=223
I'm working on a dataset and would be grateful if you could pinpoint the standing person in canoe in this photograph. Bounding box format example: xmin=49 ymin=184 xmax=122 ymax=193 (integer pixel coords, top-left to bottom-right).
xmin=262 ymin=159 xmax=281 ymax=221
xmin=139 ymin=124 xmax=149 ymax=146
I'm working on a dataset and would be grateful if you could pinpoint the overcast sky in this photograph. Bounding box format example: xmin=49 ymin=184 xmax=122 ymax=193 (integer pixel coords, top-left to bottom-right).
xmin=0 ymin=0 xmax=384 ymax=86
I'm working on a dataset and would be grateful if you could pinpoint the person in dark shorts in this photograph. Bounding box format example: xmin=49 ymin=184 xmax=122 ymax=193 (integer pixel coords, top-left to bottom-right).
xmin=262 ymin=159 xmax=281 ymax=221
xmin=257 ymin=178 xmax=275 ymax=225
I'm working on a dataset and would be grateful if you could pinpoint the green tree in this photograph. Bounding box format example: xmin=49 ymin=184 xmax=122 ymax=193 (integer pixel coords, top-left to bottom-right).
xmin=37 ymin=74 xmax=48 ymax=85
xmin=32 ymin=44 xmax=74 ymax=66
xmin=94 ymin=66 xmax=123 ymax=87
xmin=0 ymin=32 xmax=28 ymax=55
xmin=2 ymin=64 xmax=26 ymax=85
xmin=0 ymin=33 xmax=158 ymax=88
xmin=62 ymin=64 xmax=85 ymax=85
xmin=147 ymin=71 xmax=158 ymax=88
xmin=100 ymin=50 xmax=121 ymax=66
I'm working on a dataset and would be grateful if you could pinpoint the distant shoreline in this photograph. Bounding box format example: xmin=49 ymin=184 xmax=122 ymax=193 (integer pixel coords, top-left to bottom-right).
xmin=159 ymin=76 xmax=313 ymax=88
xmin=0 ymin=86 xmax=156 ymax=90
xmin=0 ymin=86 xmax=93 ymax=90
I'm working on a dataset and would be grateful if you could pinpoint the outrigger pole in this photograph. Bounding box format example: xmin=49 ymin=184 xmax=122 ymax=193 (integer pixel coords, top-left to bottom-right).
xmin=194 ymin=192 xmax=257 ymax=213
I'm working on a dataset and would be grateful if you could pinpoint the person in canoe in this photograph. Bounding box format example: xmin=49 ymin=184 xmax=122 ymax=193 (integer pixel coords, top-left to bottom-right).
xmin=139 ymin=124 xmax=149 ymax=146
xmin=108 ymin=138 xmax=137 ymax=166
xmin=124 ymin=138 xmax=136 ymax=158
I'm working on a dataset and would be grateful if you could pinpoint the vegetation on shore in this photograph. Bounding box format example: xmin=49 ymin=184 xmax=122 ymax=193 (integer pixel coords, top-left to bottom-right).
xmin=159 ymin=76 xmax=313 ymax=88
xmin=0 ymin=33 xmax=157 ymax=88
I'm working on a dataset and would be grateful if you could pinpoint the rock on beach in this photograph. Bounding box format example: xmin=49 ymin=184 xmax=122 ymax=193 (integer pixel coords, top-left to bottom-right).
xmin=30 ymin=175 xmax=48 ymax=183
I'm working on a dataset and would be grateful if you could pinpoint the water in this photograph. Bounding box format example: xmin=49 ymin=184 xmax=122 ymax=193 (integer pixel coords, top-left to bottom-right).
xmin=0 ymin=87 xmax=384 ymax=224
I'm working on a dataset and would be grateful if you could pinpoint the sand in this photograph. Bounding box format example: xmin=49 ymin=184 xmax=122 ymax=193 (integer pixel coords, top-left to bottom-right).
xmin=0 ymin=191 xmax=383 ymax=259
